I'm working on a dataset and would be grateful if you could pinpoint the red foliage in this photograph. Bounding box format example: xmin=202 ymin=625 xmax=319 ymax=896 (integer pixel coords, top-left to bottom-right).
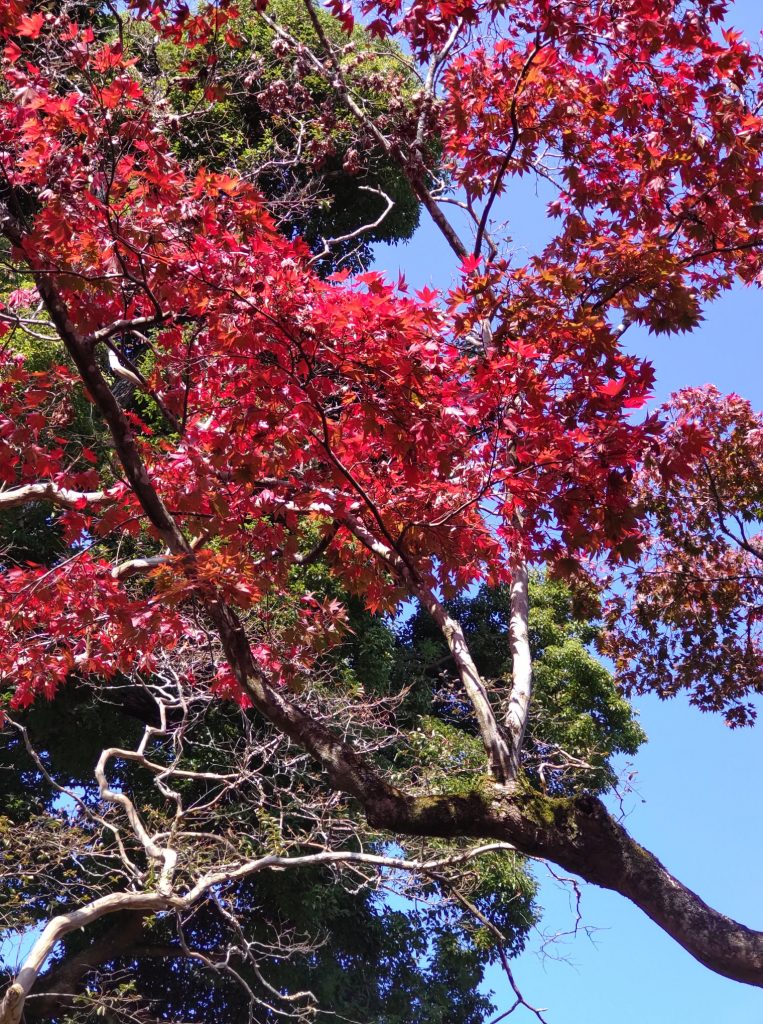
xmin=0 ymin=0 xmax=761 ymax=716
xmin=603 ymin=387 xmax=763 ymax=725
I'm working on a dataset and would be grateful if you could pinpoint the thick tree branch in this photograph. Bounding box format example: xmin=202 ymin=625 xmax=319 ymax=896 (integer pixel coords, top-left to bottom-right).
xmin=1 ymin=208 xmax=401 ymax=816
xmin=0 ymin=892 xmax=169 ymax=1024
xmin=361 ymin=787 xmax=763 ymax=988
xmin=272 ymin=494 xmax=514 ymax=782
xmin=423 ymin=594 xmax=514 ymax=784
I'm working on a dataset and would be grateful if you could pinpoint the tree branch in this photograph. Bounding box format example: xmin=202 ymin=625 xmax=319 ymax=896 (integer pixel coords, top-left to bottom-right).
xmin=505 ymin=560 xmax=532 ymax=776
xmin=0 ymin=481 xmax=108 ymax=511
xmin=1 ymin=216 xmax=189 ymax=556
xmin=334 ymin=508 xmax=514 ymax=783
xmin=362 ymin=787 xmax=763 ymax=988
xmin=0 ymin=845 xmax=515 ymax=1024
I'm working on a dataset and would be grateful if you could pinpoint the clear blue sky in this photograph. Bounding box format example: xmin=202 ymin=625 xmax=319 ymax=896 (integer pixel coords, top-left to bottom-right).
xmin=378 ymin=2 xmax=763 ymax=1019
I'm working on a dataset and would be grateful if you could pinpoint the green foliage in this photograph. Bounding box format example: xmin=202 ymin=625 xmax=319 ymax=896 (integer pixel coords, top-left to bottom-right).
xmin=395 ymin=574 xmax=645 ymax=795
xmin=465 ymin=850 xmax=538 ymax=958
xmin=129 ymin=0 xmax=422 ymax=269
xmin=0 ymin=279 xmax=113 ymax=565
xmin=404 ymin=715 xmax=489 ymax=796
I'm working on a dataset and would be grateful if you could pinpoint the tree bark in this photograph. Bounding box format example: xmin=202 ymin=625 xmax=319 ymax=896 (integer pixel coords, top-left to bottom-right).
xmin=22 ymin=914 xmax=148 ymax=1023
xmin=360 ymin=785 xmax=763 ymax=987
xmin=505 ymin=559 xmax=532 ymax=777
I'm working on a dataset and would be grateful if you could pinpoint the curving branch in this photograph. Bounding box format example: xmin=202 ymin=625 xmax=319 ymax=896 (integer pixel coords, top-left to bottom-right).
xmin=0 ymin=891 xmax=169 ymax=1024
xmin=358 ymin=787 xmax=763 ymax=988
xmin=94 ymin=746 xmax=178 ymax=896
xmin=311 ymin=186 xmax=395 ymax=266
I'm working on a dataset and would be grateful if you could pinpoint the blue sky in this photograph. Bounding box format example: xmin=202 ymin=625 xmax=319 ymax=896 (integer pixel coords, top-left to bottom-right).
xmin=378 ymin=1 xmax=763 ymax=1019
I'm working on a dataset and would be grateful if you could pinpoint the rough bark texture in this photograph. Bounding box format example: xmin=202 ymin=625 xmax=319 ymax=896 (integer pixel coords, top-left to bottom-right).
xmin=425 ymin=599 xmax=514 ymax=783
xmin=363 ymin=786 xmax=763 ymax=987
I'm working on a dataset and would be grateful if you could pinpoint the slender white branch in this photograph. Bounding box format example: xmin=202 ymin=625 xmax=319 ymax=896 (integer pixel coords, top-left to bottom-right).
xmin=0 ymin=892 xmax=168 ymax=1024
xmin=0 ymin=843 xmax=515 ymax=1024
xmin=111 ymin=554 xmax=169 ymax=579
xmin=94 ymin=748 xmax=175 ymax=891
xmin=107 ymin=347 xmax=144 ymax=387
xmin=505 ymin=560 xmax=532 ymax=776
xmin=104 ymin=747 xmax=241 ymax=783
xmin=0 ymin=482 xmax=107 ymax=511
xmin=311 ymin=186 xmax=394 ymax=264
xmin=335 ymin=509 xmax=513 ymax=783
xmin=185 ymin=842 xmax=518 ymax=903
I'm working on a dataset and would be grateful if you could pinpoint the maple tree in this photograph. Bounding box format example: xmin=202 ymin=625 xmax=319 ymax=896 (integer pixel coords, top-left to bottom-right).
xmin=1 ymin=0 xmax=763 ymax=1019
